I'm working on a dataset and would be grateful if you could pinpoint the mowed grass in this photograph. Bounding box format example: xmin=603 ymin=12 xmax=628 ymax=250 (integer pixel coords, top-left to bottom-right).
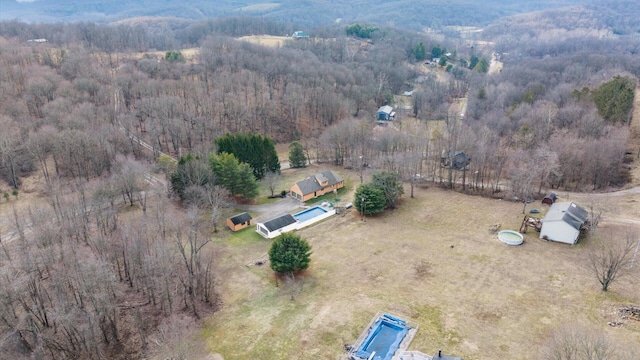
xmin=204 ymin=174 xmax=640 ymax=359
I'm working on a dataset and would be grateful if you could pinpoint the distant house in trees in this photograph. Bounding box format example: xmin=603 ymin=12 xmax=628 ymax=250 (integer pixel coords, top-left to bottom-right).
xmin=539 ymin=202 xmax=588 ymax=244
xmin=226 ymin=212 xmax=253 ymax=232
xmin=440 ymin=151 xmax=471 ymax=170
xmin=256 ymin=214 xmax=298 ymax=239
xmin=290 ymin=170 xmax=344 ymax=202
xmin=376 ymin=105 xmax=396 ymax=121
xmin=292 ymin=31 xmax=310 ymax=39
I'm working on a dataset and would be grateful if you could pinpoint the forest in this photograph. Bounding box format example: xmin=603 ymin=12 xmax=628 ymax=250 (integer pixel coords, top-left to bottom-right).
xmin=6 ymin=0 xmax=638 ymax=32
xmin=0 ymin=3 xmax=639 ymax=358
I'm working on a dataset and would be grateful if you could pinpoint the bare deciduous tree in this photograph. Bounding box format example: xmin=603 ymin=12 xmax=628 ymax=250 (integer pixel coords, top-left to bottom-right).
xmin=587 ymin=232 xmax=637 ymax=292
xmin=263 ymin=170 xmax=281 ymax=198
xmin=205 ymin=184 xmax=228 ymax=233
xmin=540 ymin=325 xmax=616 ymax=360
xmin=174 ymin=207 xmax=215 ymax=318
xmin=112 ymin=155 xmax=148 ymax=207
xmin=0 ymin=115 xmax=22 ymax=189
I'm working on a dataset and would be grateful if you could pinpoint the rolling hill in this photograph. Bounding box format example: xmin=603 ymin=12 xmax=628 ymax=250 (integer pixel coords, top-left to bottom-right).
xmin=2 ymin=0 xmax=599 ymax=30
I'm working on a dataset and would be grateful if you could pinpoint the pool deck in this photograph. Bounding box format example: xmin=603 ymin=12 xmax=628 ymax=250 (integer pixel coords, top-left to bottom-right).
xmin=349 ymin=311 xmax=419 ymax=360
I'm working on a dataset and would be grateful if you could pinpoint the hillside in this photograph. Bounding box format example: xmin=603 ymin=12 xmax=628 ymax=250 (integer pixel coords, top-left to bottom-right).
xmin=1 ymin=3 xmax=640 ymax=360
xmin=484 ymin=1 xmax=640 ymax=39
xmin=3 ymin=0 xmax=596 ymax=30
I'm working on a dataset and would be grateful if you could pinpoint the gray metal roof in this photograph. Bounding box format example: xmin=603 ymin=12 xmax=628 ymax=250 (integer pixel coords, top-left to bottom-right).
xmin=229 ymin=212 xmax=252 ymax=225
xmin=566 ymin=202 xmax=588 ymax=222
xmin=542 ymin=202 xmax=588 ymax=230
xmin=377 ymin=105 xmax=393 ymax=114
xmin=262 ymin=214 xmax=297 ymax=232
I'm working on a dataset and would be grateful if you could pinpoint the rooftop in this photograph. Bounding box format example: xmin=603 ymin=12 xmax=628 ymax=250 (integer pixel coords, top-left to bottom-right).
xmin=377 ymin=105 xmax=393 ymax=114
xmin=261 ymin=214 xmax=297 ymax=232
xmin=229 ymin=212 xmax=252 ymax=225
xmin=295 ymin=170 xmax=343 ymax=195
xmin=542 ymin=202 xmax=588 ymax=230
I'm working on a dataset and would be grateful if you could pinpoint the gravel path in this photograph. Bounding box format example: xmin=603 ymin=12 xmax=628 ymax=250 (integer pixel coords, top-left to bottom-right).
xmin=231 ymin=197 xmax=304 ymax=222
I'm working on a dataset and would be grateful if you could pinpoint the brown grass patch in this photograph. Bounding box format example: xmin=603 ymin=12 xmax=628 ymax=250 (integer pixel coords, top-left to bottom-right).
xmin=237 ymin=35 xmax=293 ymax=48
xmin=204 ymin=169 xmax=640 ymax=359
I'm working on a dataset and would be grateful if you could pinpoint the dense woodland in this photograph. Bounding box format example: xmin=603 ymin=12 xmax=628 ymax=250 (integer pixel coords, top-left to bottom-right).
xmin=0 ymin=5 xmax=639 ymax=358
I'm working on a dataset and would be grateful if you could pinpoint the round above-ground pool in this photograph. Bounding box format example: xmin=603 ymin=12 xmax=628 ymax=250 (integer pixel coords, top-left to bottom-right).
xmin=498 ymin=230 xmax=524 ymax=246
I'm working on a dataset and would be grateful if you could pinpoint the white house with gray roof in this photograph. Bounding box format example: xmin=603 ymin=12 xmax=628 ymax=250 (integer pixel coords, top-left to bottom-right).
xmin=539 ymin=202 xmax=588 ymax=244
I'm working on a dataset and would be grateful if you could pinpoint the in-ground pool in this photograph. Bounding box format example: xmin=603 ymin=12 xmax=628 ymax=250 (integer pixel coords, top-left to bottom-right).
xmin=354 ymin=314 xmax=410 ymax=360
xmin=498 ymin=230 xmax=524 ymax=246
xmin=293 ymin=206 xmax=328 ymax=222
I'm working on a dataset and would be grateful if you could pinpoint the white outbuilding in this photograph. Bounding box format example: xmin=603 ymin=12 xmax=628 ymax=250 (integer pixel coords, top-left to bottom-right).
xmin=539 ymin=202 xmax=588 ymax=244
xmin=256 ymin=214 xmax=298 ymax=239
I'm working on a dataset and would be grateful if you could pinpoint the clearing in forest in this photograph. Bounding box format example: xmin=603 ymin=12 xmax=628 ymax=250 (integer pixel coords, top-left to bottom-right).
xmin=237 ymin=35 xmax=293 ymax=48
xmin=204 ymin=165 xmax=640 ymax=359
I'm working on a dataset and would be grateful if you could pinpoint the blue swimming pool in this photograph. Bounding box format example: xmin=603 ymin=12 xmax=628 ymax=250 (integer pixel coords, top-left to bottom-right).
xmin=293 ymin=206 xmax=328 ymax=222
xmin=355 ymin=314 xmax=410 ymax=360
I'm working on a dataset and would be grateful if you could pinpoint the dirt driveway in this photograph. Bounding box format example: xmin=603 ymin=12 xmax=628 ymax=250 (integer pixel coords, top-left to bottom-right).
xmin=233 ymin=197 xmax=304 ymax=222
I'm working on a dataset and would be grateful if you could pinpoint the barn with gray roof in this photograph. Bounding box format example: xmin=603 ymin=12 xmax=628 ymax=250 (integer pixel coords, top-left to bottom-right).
xmin=539 ymin=202 xmax=588 ymax=244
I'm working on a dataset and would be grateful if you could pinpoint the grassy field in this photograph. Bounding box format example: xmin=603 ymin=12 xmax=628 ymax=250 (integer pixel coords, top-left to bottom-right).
xmin=237 ymin=35 xmax=293 ymax=48
xmin=203 ymin=166 xmax=640 ymax=359
xmin=1 ymin=160 xmax=638 ymax=359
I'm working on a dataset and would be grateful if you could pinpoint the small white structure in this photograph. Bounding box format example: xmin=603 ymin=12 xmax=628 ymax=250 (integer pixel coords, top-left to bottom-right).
xmin=539 ymin=202 xmax=588 ymax=244
xmin=292 ymin=31 xmax=310 ymax=39
xmin=255 ymin=207 xmax=336 ymax=239
xmin=256 ymin=214 xmax=298 ymax=239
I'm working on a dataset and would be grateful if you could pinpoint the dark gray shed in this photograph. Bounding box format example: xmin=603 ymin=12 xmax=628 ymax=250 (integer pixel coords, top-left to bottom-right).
xmin=542 ymin=192 xmax=558 ymax=205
